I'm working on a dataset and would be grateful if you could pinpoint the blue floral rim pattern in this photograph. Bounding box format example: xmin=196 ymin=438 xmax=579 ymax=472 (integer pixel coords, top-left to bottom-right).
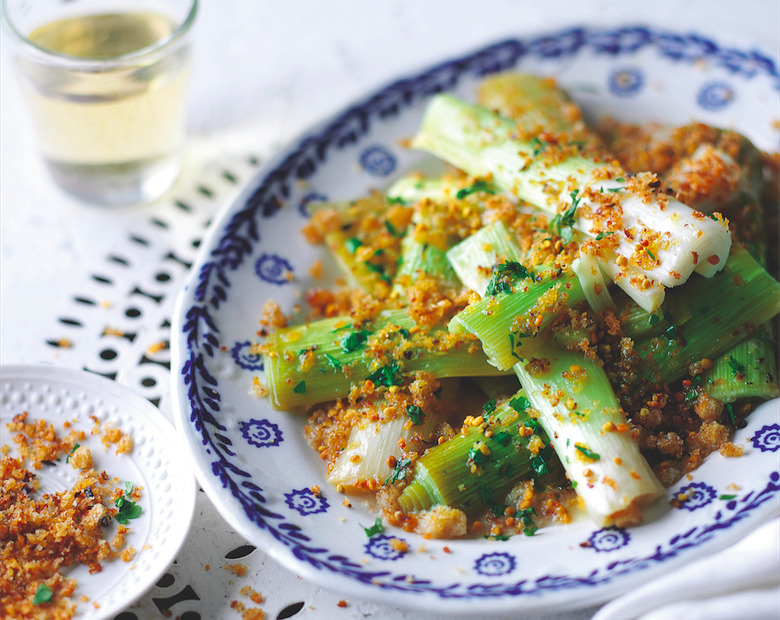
xmin=179 ymin=25 xmax=779 ymax=603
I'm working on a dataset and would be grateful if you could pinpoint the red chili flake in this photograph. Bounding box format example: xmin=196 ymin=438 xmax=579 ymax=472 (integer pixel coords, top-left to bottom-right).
xmin=707 ymin=255 xmax=720 ymax=265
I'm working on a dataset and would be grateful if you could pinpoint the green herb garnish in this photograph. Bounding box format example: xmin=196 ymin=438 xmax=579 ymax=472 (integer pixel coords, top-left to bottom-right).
xmin=531 ymin=454 xmax=548 ymax=477
xmin=366 ymin=361 xmax=403 ymax=387
xmin=727 ymin=356 xmax=745 ymax=378
xmin=293 ymin=381 xmax=307 ymax=394
xmin=456 ymin=179 xmax=496 ymax=199
xmin=65 ymin=443 xmax=80 ymax=464
xmin=364 ymin=517 xmax=384 ymax=537
xmin=479 ymin=485 xmax=506 ymax=517
xmin=384 ymin=457 xmax=412 ymax=485
xmin=508 ymin=396 xmax=530 ymax=414
xmin=345 ymin=237 xmax=362 ymax=254
xmin=339 ymin=329 xmax=371 ymax=353
xmin=482 ymin=399 xmax=497 ymax=416
xmin=114 ymin=484 xmax=142 ymax=525
xmin=33 ymin=583 xmax=53 ymax=605
xmin=485 ymin=261 xmax=534 ymax=297
xmin=406 ymin=405 xmax=425 ymax=425
xmin=574 ymin=443 xmax=601 ymax=461
xmin=323 ymin=353 xmax=342 ymax=370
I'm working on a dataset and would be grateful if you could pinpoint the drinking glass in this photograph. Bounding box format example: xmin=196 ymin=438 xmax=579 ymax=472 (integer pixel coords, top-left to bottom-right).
xmin=1 ymin=0 xmax=197 ymax=205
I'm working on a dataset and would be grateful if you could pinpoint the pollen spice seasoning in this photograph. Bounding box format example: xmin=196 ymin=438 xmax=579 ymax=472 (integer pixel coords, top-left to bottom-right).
xmin=0 ymin=412 xmax=141 ymax=619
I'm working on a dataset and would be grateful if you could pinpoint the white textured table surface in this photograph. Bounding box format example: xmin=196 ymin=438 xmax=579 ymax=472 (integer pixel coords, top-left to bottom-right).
xmin=2 ymin=2 xmax=778 ymax=619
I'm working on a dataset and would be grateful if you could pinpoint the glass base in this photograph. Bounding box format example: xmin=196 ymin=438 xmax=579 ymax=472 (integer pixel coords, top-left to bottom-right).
xmin=44 ymin=154 xmax=183 ymax=206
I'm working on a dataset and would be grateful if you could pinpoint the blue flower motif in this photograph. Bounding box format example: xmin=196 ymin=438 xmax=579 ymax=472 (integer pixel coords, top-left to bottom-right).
xmin=697 ymin=81 xmax=735 ymax=110
xmin=240 ymin=419 xmax=282 ymax=448
xmin=299 ymin=191 xmax=328 ymax=218
xmin=752 ymin=423 xmax=780 ymax=452
xmin=231 ymin=341 xmax=264 ymax=370
xmin=675 ymin=482 xmax=717 ymax=511
xmin=255 ymin=254 xmax=293 ymax=285
xmin=608 ymin=68 xmax=644 ymax=96
xmin=359 ymin=146 xmax=396 ymax=177
xmin=474 ymin=552 xmax=517 ymax=576
xmin=284 ymin=488 xmax=329 ymax=516
xmin=587 ymin=527 xmax=631 ymax=552
xmin=364 ymin=534 xmax=408 ymax=561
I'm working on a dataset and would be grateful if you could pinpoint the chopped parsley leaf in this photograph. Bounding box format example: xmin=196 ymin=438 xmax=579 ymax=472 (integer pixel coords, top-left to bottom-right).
xmin=485 ymin=261 xmax=534 ymax=297
xmin=345 ymin=237 xmax=362 ymax=254
xmin=406 ymin=405 xmax=425 ymax=425
xmin=114 ymin=485 xmax=142 ymax=524
xmin=467 ymin=441 xmax=491 ymax=467
xmin=479 ymin=485 xmax=506 ymax=517
xmin=726 ymin=403 xmax=736 ymax=426
xmin=366 ymin=361 xmax=403 ymax=387
xmin=595 ymin=231 xmax=614 ymax=241
xmin=531 ymin=454 xmax=548 ymax=477
xmin=384 ymin=457 xmax=412 ymax=485
xmin=364 ymin=517 xmax=384 ymax=537
xmin=485 ymin=533 xmax=512 ymax=541
xmin=493 ymin=430 xmax=512 ymax=446
xmin=339 ymin=329 xmax=371 ymax=353
xmin=482 ymin=399 xmax=497 ymax=416
xmin=387 ymin=196 xmax=408 ymax=205
xmin=293 ymin=381 xmax=307 ymax=394
xmin=508 ymin=396 xmax=530 ymax=414
xmin=574 ymin=443 xmax=600 ymax=461
xmin=530 ymin=137 xmax=545 ymax=156
xmin=323 ymin=353 xmax=342 ymax=370
xmin=648 ymin=313 xmax=661 ymax=326
xmin=456 ymin=179 xmax=496 ymax=200
xmin=65 ymin=443 xmax=80 ymax=464
xmin=719 ymin=494 xmax=737 ymax=500
xmin=517 ymin=507 xmax=538 ymax=535
xmin=549 ymin=190 xmax=580 ymax=242
xmin=33 ymin=583 xmax=53 ymax=605
xmin=728 ymin=356 xmax=745 ymax=378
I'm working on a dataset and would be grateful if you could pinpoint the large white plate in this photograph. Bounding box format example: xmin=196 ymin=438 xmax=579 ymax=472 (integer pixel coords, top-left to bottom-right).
xmin=0 ymin=365 xmax=197 ymax=619
xmin=171 ymin=26 xmax=780 ymax=616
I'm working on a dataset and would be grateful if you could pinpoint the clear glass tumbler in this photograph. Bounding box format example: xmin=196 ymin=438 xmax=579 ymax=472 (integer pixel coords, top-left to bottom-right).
xmin=1 ymin=0 xmax=197 ymax=205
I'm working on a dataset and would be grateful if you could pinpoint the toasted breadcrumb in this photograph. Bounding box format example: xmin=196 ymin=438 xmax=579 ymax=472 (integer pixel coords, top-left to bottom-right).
xmin=1 ymin=415 xmax=138 ymax=619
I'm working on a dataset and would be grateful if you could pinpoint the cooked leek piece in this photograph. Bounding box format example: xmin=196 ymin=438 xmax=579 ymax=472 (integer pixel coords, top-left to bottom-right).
xmin=262 ymin=310 xmax=508 ymax=409
xmin=667 ymin=140 xmax=780 ymax=403
xmin=328 ymin=405 xmax=440 ymax=491
xmin=636 ymin=247 xmax=780 ymax=384
xmin=477 ymin=72 xmax=588 ymax=136
xmin=572 ymin=253 xmax=615 ymax=314
xmin=513 ymin=341 xmax=665 ymax=527
xmin=446 ymin=220 xmax=525 ymax=296
xmin=411 ymin=93 xmax=731 ymax=310
xmin=615 ymin=288 xmax=693 ymax=338
xmin=449 ymin=268 xmax=585 ymax=370
xmin=666 ymin=143 xmax=765 ymax=214
xmin=398 ymin=392 xmax=551 ymax=517
xmin=394 ymin=234 xmax=460 ymax=292
xmin=703 ymin=335 xmax=780 ymax=402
